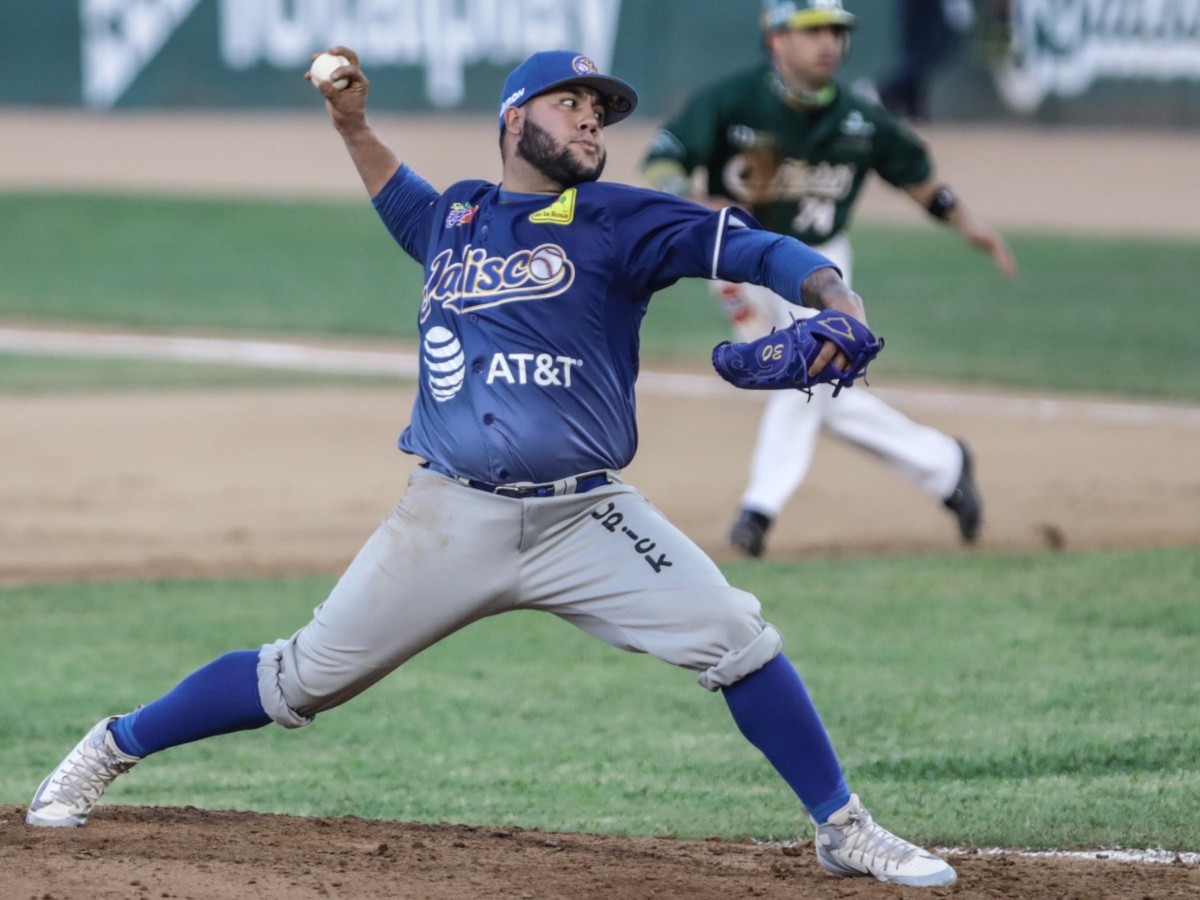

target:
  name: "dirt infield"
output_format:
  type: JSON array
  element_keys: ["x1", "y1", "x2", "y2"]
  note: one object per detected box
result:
[
  {"x1": 2, "y1": 805, "x2": 1198, "y2": 900},
  {"x1": 1, "y1": 381, "x2": 1198, "y2": 584},
  {"x1": 2, "y1": 112, "x2": 1198, "y2": 897}
]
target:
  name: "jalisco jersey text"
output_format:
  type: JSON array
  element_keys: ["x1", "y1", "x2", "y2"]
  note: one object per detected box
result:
[
  {"x1": 644, "y1": 67, "x2": 933, "y2": 246},
  {"x1": 372, "y1": 165, "x2": 835, "y2": 484}
]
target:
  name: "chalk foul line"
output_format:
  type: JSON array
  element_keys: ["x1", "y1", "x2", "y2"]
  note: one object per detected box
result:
[
  {"x1": 754, "y1": 838, "x2": 1197, "y2": 867},
  {"x1": 2, "y1": 326, "x2": 1199, "y2": 428}
]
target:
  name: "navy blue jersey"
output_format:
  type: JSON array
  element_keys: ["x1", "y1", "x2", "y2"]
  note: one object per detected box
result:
[{"x1": 373, "y1": 165, "x2": 833, "y2": 483}]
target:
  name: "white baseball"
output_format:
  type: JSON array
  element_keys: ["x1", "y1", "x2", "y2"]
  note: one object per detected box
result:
[
  {"x1": 309, "y1": 53, "x2": 350, "y2": 91},
  {"x1": 529, "y1": 246, "x2": 565, "y2": 281}
]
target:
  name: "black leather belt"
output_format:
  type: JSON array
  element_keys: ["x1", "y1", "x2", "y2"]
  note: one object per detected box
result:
[{"x1": 422, "y1": 462, "x2": 615, "y2": 498}]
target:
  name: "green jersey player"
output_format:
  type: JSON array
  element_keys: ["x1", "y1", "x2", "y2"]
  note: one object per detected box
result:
[{"x1": 643, "y1": 0, "x2": 1015, "y2": 558}]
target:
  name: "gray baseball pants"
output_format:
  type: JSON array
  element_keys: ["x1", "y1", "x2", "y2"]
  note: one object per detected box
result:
[{"x1": 257, "y1": 466, "x2": 783, "y2": 728}]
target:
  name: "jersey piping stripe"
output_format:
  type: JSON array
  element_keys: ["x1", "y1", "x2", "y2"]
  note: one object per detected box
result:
[{"x1": 711, "y1": 207, "x2": 730, "y2": 279}]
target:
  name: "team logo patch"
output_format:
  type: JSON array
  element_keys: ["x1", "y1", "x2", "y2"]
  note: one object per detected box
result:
[
  {"x1": 572, "y1": 55, "x2": 598, "y2": 75},
  {"x1": 422, "y1": 242, "x2": 575, "y2": 317},
  {"x1": 839, "y1": 111, "x2": 875, "y2": 138},
  {"x1": 445, "y1": 202, "x2": 477, "y2": 228},
  {"x1": 422, "y1": 326, "x2": 466, "y2": 402},
  {"x1": 529, "y1": 188, "x2": 576, "y2": 225}
]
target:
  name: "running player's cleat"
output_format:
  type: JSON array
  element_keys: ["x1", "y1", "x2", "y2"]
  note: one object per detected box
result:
[
  {"x1": 729, "y1": 508, "x2": 772, "y2": 558},
  {"x1": 943, "y1": 438, "x2": 982, "y2": 544},
  {"x1": 27, "y1": 717, "x2": 140, "y2": 827},
  {"x1": 814, "y1": 794, "x2": 957, "y2": 888}
]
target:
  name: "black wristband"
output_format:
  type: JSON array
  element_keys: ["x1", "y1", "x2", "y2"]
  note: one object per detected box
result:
[{"x1": 927, "y1": 186, "x2": 958, "y2": 221}]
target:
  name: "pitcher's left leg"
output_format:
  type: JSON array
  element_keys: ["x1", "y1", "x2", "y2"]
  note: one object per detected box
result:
[
  {"x1": 519, "y1": 485, "x2": 844, "y2": 815},
  {"x1": 517, "y1": 484, "x2": 954, "y2": 887}
]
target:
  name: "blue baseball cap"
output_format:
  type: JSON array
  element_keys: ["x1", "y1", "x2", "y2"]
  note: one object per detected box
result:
[{"x1": 498, "y1": 50, "x2": 638, "y2": 130}]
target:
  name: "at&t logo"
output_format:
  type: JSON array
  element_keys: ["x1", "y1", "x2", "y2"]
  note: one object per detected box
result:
[{"x1": 423, "y1": 327, "x2": 465, "y2": 402}]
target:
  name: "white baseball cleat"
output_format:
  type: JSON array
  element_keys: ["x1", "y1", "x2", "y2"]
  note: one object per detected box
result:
[
  {"x1": 27, "y1": 717, "x2": 140, "y2": 827},
  {"x1": 814, "y1": 794, "x2": 957, "y2": 887}
]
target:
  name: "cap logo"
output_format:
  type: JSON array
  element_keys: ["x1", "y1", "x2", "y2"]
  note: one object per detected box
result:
[
  {"x1": 500, "y1": 86, "x2": 526, "y2": 116},
  {"x1": 572, "y1": 55, "x2": 598, "y2": 75},
  {"x1": 499, "y1": 50, "x2": 638, "y2": 129}
]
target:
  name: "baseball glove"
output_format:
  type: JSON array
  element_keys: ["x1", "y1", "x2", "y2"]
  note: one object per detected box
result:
[
  {"x1": 711, "y1": 309, "x2": 883, "y2": 396},
  {"x1": 735, "y1": 136, "x2": 783, "y2": 206}
]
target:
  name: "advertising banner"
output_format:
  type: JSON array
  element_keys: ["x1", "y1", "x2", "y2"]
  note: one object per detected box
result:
[
  {"x1": 990, "y1": 0, "x2": 1200, "y2": 117},
  {"x1": 2, "y1": 1, "x2": 1198, "y2": 125}
]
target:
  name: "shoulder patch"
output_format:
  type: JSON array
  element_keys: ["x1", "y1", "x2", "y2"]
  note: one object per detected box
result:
[{"x1": 529, "y1": 188, "x2": 576, "y2": 225}]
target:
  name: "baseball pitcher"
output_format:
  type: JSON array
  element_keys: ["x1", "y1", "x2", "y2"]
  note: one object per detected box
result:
[{"x1": 26, "y1": 47, "x2": 955, "y2": 889}]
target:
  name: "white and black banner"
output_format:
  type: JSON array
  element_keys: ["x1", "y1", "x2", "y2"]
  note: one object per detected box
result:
[
  {"x1": 82, "y1": 0, "x2": 622, "y2": 109},
  {"x1": 995, "y1": 0, "x2": 1200, "y2": 112}
]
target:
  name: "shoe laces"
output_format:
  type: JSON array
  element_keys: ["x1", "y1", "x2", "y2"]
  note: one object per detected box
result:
[
  {"x1": 49, "y1": 736, "x2": 135, "y2": 808},
  {"x1": 836, "y1": 808, "x2": 920, "y2": 871}
]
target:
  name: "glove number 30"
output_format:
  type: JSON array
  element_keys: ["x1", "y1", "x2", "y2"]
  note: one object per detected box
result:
[{"x1": 760, "y1": 342, "x2": 785, "y2": 362}]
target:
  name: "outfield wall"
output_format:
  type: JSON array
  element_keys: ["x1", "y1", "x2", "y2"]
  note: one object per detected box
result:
[{"x1": 5, "y1": 1, "x2": 1200, "y2": 125}]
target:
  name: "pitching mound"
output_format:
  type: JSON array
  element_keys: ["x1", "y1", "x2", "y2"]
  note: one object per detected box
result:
[{"x1": 3, "y1": 805, "x2": 1197, "y2": 899}]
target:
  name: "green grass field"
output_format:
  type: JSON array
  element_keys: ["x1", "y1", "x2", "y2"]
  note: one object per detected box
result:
[
  {"x1": 2, "y1": 190, "x2": 1197, "y2": 853},
  {"x1": 3, "y1": 191, "x2": 1199, "y2": 399},
  {"x1": 2, "y1": 548, "x2": 1196, "y2": 848}
]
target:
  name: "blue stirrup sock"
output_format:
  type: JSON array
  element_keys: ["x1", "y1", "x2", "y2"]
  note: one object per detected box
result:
[
  {"x1": 108, "y1": 650, "x2": 272, "y2": 758},
  {"x1": 107, "y1": 648, "x2": 849, "y2": 822},
  {"x1": 722, "y1": 653, "x2": 851, "y2": 825}
]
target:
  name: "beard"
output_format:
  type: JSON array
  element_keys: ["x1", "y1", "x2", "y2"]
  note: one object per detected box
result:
[{"x1": 516, "y1": 119, "x2": 606, "y2": 186}]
